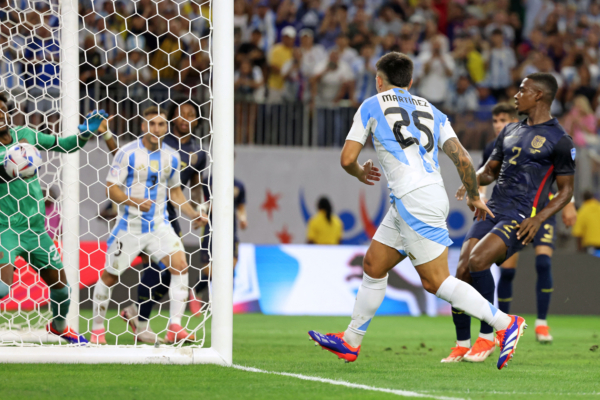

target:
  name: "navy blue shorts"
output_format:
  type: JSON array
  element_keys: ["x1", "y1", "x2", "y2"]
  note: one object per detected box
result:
[
  {"x1": 465, "y1": 214, "x2": 556, "y2": 259},
  {"x1": 465, "y1": 214, "x2": 525, "y2": 260},
  {"x1": 533, "y1": 216, "x2": 555, "y2": 249}
]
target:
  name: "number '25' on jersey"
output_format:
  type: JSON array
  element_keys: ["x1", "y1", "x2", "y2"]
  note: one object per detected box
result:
[
  {"x1": 486, "y1": 118, "x2": 576, "y2": 222},
  {"x1": 346, "y1": 88, "x2": 458, "y2": 199}
]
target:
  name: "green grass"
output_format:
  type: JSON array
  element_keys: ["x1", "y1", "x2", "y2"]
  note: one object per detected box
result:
[{"x1": 1, "y1": 313, "x2": 599, "y2": 399}]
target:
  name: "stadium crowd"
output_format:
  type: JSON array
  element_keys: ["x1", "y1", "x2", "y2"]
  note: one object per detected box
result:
[{"x1": 1, "y1": 0, "x2": 600, "y2": 154}]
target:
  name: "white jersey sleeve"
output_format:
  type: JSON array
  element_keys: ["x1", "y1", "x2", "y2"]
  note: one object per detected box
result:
[
  {"x1": 106, "y1": 148, "x2": 131, "y2": 185},
  {"x1": 167, "y1": 152, "x2": 181, "y2": 188},
  {"x1": 437, "y1": 117, "x2": 458, "y2": 149},
  {"x1": 346, "y1": 104, "x2": 376, "y2": 145}
]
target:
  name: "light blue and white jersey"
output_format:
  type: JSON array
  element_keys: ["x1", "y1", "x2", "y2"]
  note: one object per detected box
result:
[
  {"x1": 347, "y1": 88, "x2": 457, "y2": 199},
  {"x1": 106, "y1": 139, "x2": 181, "y2": 235}
]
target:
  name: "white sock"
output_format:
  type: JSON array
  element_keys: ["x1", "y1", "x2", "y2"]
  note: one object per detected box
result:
[
  {"x1": 535, "y1": 319, "x2": 547, "y2": 327},
  {"x1": 344, "y1": 273, "x2": 388, "y2": 348},
  {"x1": 479, "y1": 332, "x2": 495, "y2": 341},
  {"x1": 436, "y1": 276, "x2": 512, "y2": 332},
  {"x1": 169, "y1": 273, "x2": 189, "y2": 326},
  {"x1": 457, "y1": 339, "x2": 471, "y2": 348},
  {"x1": 92, "y1": 279, "x2": 112, "y2": 331}
]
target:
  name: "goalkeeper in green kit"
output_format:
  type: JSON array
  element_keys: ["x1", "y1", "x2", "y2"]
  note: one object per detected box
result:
[{"x1": 0, "y1": 92, "x2": 108, "y2": 344}]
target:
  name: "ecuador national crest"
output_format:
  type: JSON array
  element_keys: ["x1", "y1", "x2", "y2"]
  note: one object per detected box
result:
[{"x1": 531, "y1": 135, "x2": 546, "y2": 149}]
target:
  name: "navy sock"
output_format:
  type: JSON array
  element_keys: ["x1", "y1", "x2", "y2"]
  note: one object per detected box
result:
[
  {"x1": 138, "y1": 263, "x2": 170, "y2": 322},
  {"x1": 195, "y1": 274, "x2": 210, "y2": 295},
  {"x1": 535, "y1": 255, "x2": 553, "y2": 320},
  {"x1": 452, "y1": 307, "x2": 471, "y2": 341},
  {"x1": 470, "y1": 269, "x2": 495, "y2": 334},
  {"x1": 497, "y1": 268, "x2": 516, "y2": 314}
]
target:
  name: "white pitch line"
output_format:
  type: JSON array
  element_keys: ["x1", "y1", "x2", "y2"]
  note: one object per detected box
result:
[{"x1": 232, "y1": 364, "x2": 466, "y2": 400}]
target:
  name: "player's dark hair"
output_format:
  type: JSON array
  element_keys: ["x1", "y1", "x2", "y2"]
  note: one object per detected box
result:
[
  {"x1": 318, "y1": 197, "x2": 333, "y2": 223},
  {"x1": 583, "y1": 190, "x2": 594, "y2": 201},
  {"x1": 142, "y1": 105, "x2": 166, "y2": 119},
  {"x1": 492, "y1": 103, "x2": 517, "y2": 119},
  {"x1": 168, "y1": 100, "x2": 199, "y2": 122},
  {"x1": 375, "y1": 52, "x2": 413, "y2": 88},
  {"x1": 526, "y1": 72, "x2": 558, "y2": 105},
  {"x1": 0, "y1": 92, "x2": 7, "y2": 104}
]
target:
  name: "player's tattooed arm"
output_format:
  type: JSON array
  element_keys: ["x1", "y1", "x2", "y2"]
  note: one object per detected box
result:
[{"x1": 443, "y1": 138, "x2": 479, "y2": 200}]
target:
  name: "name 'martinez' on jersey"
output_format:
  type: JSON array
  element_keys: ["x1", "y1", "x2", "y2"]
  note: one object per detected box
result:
[
  {"x1": 107, "y1": 138, "x2": 181, "y2": 234},
  {"x1": 346, "y1": 88, "x2": 457, "y2": 198}
]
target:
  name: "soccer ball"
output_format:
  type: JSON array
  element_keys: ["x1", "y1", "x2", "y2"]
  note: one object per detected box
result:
[{"x1": 3, "y1": 143, "x2": 42, "y2": 178}]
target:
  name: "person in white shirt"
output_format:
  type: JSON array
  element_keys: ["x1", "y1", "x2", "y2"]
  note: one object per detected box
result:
[
  {"x1": 310, "y1": 50, "x2": 355, "y2": 107},
  {"x1": 91, "y1": 106, "x2": 206, "y2": 345}
]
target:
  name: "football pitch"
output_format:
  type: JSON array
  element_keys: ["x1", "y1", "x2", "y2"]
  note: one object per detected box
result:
[{"x1": 1, "y1": 313, "x2": 599, "y2": 399}]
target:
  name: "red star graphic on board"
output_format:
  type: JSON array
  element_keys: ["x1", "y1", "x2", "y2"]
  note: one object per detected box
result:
[
  {"x1": 261, "y1": 190, "x2": 281, "y2": 221},
  {"x1": 276, "y1": 225, "x2": 293, "y2": 244}
]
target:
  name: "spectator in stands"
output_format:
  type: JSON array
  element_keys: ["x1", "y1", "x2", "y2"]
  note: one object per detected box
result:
[
  {"x1": 484, "y1": 28, "x2": 517, "y2": 101},
  {"x1": 310, "y1": 49, "x2": 354, "y2": 108},
  {"x1": 417, "y1": 36, "x2": 455, "y2": 110},
  {"x1": 375, "y1": 4, "x2": 402, "y2": 37},
  {"x1": 296, "y1": 0, "x2": 323, "y2": 34},
  {"x1": 445, "y1": 75, "x2": 479, "y2": 114},
  {"x1": 452, "y1": 37, "x2": 485, "y2": 84},
  {"x1": 236, "y1": 29, "x2": 268, "y2": 72},
  {"x1": 275, "y1": 0, "x2": 299, "y2": 40},
  {"x1": 318, "y1": 5, "x2": 348, "y2": 50},
  {"x1": 475, "y1": 85, "x2": 497, "y2": 121},
  {"x1": 281, "y1": 48, "x2": 304, "y2": 102},
  {"x1": 572, "y1": 191, "x2": 600, "y2": 253},
  {"x1": 298, "y1": 29, "x2": 327, "y2": 80},
  {"x1": 335, "y1": 34, "x2": 360, "y2": 72},
  {"x1": 484, "y1": 11, "x2": 516, "y2": 45},
  {"x1": 235, "y1": 59, "x2": 264, "y2": 103},
  {"x1": 248, "y1": 0, "x2": 277, "y2": 53},
  {"x1": 354, "y1": 43, "x2": 377, "y2": 105},
  {"x1": 306, "y1": 197, "x2": 343, "y2": 245},
  {"x1": 267, "y1": 26, "x2": 296, "y2": 103},
  {"x1": 562, "y1": 96, "x2": 597, "y2": 148}
]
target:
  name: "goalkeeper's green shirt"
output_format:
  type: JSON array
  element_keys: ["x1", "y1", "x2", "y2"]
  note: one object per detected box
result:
[{"x1": 0, "y1": 126, "x2": 87, "y2": 233}]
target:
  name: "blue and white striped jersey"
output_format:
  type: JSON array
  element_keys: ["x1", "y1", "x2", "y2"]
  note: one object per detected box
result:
[
  {"x1": 347, "y1": 88, "x2": 457, "y2": 199},
  {"x1": 106, "y1": 139, "x2": 181, "y2": 234}
]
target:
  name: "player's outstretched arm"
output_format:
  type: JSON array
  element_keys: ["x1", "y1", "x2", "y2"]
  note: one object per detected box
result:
[
  {"x1": 340, "y1": 140, "x2": 381, "y2": 186},
  {"x1": 455, "y1": 160, "x2": 502, "y2": 201},
  {"x1": 517, "y1": 174, "x2": 574, "y2": 245},
  {"x1": 442, "y1": 138, "x2": 494, "y2": 220}
]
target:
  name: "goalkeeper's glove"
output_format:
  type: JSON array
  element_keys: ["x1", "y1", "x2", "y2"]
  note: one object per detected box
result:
[{"x1": 78, "y1": 109, "x2": 109, "y2": 139}]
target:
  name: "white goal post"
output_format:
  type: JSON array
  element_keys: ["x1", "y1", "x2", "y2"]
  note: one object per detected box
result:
[{"x1": 0, "y1": 0, "x2": 233, "y2": 365}]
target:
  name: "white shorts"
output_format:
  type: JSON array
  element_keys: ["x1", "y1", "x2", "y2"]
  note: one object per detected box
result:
[
  {"x1": 104, "y1": 223, "x2": 183, "y2": 276},
  {"x1": 373, "y1": 183, "x2": 453, "y2": 267}
]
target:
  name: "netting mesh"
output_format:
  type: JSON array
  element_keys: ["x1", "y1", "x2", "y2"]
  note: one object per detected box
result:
[{"x1": 0, "y1": 0, "x2": 214, "y2": 348}]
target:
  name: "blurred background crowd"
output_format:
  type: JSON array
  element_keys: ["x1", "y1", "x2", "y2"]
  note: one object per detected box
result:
[{"x1": 0, "y1": 0, "x2": 599, "y2": 185}]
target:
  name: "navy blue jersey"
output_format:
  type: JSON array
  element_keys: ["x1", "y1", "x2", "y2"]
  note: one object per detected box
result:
[
  {"x1": 202, "y1": 176, "x2": 246, "y2": 240},
  {"x1": 163, "y1": 134, "x2": 207, "y2": 226},
  {"x1": 479, "y1": 139, "x2": 496, "y2": 169},
  {"x1": 486, "y1": 118, "x2": 576, "y2": 222}
]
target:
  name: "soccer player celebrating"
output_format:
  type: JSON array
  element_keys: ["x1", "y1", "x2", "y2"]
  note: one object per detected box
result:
[
  {"x1": 91, "y1": 106, "x2": 206, "y2": 345},
  {"x1": 117, "y1": 102, "x2": 207, "y2": 343},
  {"x1": 308, "y1": 53, "x2": 526, "y2": 370},
  {"x1": 448, "y1": 103, "x2": 578, "y2": 363},
  {"x1": 0, "y1": 92, "x2": 107, "y2": 344},
  {"x1": 443, "y1": 73, "x2": 575, "y2": 366}
]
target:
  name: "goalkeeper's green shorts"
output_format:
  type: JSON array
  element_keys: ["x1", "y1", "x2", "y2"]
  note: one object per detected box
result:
[{"x1": 0, "y1": 228, "x2": 63, "y2": 270}]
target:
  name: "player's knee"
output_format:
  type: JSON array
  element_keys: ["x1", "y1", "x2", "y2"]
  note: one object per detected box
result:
[
  {"x1": 363, "y1": 252, "x2": 384, "y2": 279},
  {"x1": 467, "y1": 251, "x2": 489, "y2": 272},
  {"x1": 170, "y1": 259, "x2": 189, "y2": 275},
  {"x1": 420, "y1": 277, "x2": 439, "y2": 294}
]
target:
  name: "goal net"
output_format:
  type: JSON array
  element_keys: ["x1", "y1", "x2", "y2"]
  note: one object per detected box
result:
[{"x1": 0, "y1": 0, "x2": 233, "y2": 364}]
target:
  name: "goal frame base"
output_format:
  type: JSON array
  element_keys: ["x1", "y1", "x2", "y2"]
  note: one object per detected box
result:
[{"x1": 0, "y1": 346, "x2": 229, "y2": 365}]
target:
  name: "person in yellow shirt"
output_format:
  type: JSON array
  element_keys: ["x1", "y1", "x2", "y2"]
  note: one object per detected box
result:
[
  {"x1": 572, "y1": 190, "x2": 600, "y2": 252},
  {"x1": 306, "y1": 197, "x2": 344, "y2": 245},
  {"x1": 267, "y1": 26, "x2": 296, "y2": 103}
]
